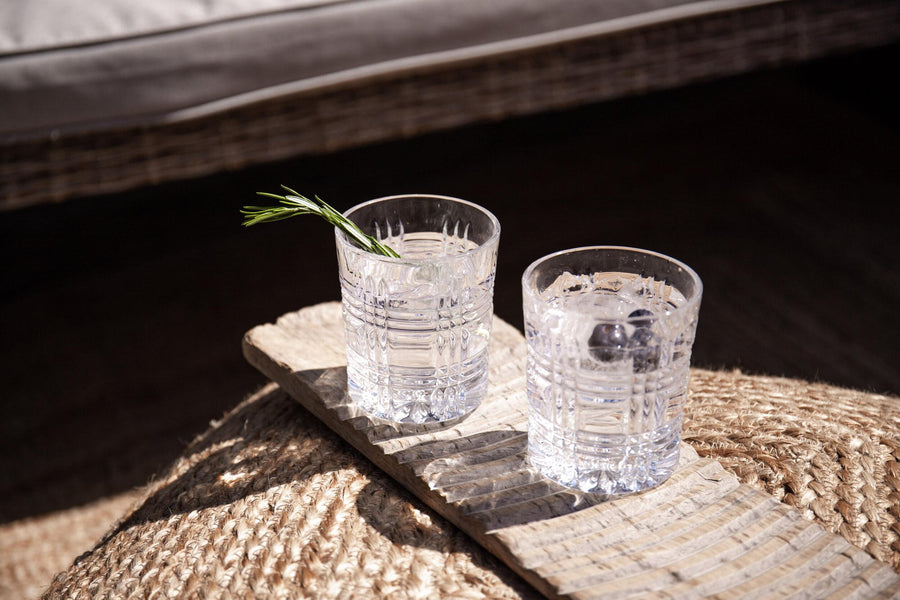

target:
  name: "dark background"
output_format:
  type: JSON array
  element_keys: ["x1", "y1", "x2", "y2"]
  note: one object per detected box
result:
[{"x1": 2, "y1": 43, "x2": 898, "y2": 524}]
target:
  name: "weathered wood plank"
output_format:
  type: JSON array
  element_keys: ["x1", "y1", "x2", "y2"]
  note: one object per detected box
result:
[{"x1": 243, "y1": 302, "x2": 900, "y2": 599}]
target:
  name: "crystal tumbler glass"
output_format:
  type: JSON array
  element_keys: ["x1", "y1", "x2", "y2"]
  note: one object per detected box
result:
[
  {"x1": 336, "y1": 194, "x2": 500, "y2": 423},
  {"x1": 522, "y1": 246, "x2": 702, "y2": 494}
]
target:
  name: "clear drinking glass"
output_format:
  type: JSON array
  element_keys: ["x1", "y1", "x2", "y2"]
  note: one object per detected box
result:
[
  {"x1": 336, "y1": 194, "x2": 500, "y2": 423},
  {"x1": 522, "y1": 246, "x2": 702, "y2": 494}
]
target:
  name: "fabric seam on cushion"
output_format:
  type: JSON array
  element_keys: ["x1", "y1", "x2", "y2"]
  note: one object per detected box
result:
[{"x1": 1, "y1": 0, "x2": 787, "y2": 141}]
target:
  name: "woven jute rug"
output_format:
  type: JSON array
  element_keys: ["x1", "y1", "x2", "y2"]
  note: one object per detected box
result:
[
  {"x1": 683, "y1": 369, "x2": 900, "y2": 571},
  {"x1": 40, "y1": 383, "x2": 539, "y2": 600},
  {"x1": 33, "y1": 369, "x2": 900, "y2": 599},
  {"x1": 0, "y1": 491, "x2": 143, "y2": 600}
]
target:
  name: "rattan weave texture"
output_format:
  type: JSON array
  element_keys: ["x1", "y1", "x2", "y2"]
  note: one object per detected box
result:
[
  {"x1": 39, "y1": 369, "x2": 899, "y2": 599},
  {"x1": 3, "y1": 0, "x2": 899, "y2": 211}
]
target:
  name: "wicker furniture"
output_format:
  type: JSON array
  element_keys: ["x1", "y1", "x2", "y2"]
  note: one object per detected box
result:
[{"x1": 2, "y1": 0, "x2": 899, "y2": 211}]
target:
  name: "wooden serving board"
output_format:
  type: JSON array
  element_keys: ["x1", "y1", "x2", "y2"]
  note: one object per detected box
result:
[{"x1": 243, "y1": 302, "x2": 900, "y2": 599}]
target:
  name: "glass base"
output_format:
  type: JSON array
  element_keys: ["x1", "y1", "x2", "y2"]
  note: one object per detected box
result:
[
  {"x1": 347, "y1": 369, "x2": 486, "y2": 424},
  {"x1": 528, "y1": 417, "x2": 682, "y2": 495}
]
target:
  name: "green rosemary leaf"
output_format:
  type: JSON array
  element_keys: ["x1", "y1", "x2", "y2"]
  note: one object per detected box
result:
[
  {"x1": 280, "y1": 185, "x2": 303, "y2": 197},
  {"x1": 241, "y1": 189, "x2": 401, "y2": 258},
  {"x1": 255, "y1": 192, "x2": 290, "y2": 202}
]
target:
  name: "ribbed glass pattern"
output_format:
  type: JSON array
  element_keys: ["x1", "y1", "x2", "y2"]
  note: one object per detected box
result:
[
  {"x1": 336, "y1": 196, "x2": 499, "y2": 424},
  {"x1": 522, "y1": 248, "x2": 701, "y2": 494}
]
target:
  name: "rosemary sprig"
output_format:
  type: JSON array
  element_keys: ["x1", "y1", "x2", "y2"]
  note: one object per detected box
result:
[{"x1": 241, "y1": 186, "x2": 400, "y2": 258}]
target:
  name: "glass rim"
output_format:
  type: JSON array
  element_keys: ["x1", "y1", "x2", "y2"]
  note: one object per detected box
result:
[
  {"x1": 336, "y1": 193, "x2": 501, "y2": 264},
  {"x1": 521, "y1": 245, "x2": 703, "y2": 316}
]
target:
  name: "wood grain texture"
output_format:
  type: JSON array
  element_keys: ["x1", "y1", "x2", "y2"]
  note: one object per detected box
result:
[{"x1": 243, "y1": 302, "x2": 900, "y2": 599}]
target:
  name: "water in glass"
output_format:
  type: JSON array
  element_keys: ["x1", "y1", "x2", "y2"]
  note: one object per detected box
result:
[
  {"x1": 523, "y1": 249, "x2": 701, "y2": 494},
  {"x1": 337, "y1": 196, "x2": 499, "y2": 423}
]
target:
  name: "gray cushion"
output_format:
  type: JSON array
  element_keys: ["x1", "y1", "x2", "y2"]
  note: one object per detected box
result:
[{"x1": 0, "y1": 0, "x2": 727, "y2": 140}]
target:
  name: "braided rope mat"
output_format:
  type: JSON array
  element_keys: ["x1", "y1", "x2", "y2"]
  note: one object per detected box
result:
[
  {"x1": 0, "y1": 491, "x2": 142, "y2": 600},
  {"x1": 42, "y1": 383, "x2": 537, "y2": 600},
  {"x1": 684, "y1": 370, "x2": 900, "y2": 571},
  {"x1": 37, "y1": 304, "x2": 899, "y2": 598}
]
